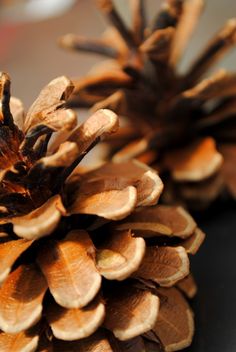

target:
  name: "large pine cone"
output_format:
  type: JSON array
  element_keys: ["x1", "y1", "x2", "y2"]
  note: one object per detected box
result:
[{"x1": 0, "y1": 73, "x2": 204, "y2": 351}]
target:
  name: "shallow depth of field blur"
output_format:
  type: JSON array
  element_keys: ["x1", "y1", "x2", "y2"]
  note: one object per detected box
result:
[
  {"x1": 1, "y1": 2, "x2": 236, "y2": 351},
  {"x1": 0, "y1": 0, "x2": 236, "y2": 107}
]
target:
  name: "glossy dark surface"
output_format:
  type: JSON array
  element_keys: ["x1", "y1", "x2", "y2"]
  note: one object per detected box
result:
[{"x1": 185, "y1": 202, "x2": 236, "y2": 352}]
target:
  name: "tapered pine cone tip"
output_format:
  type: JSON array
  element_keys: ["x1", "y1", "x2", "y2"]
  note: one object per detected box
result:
[
  {"x1": 60, "y1": 0, "x2": 236, "y2": 209},
  {"x1": 0, "y1": 73, "x2": 204, "y2": 351}
]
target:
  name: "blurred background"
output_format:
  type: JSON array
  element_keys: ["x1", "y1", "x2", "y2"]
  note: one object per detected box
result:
[
  {"x1": 0, "y1": 0, "x2": 236, "y2": 106},
  {"x1": 0, "y1": 1, "x2": 236, "y2": 351}
]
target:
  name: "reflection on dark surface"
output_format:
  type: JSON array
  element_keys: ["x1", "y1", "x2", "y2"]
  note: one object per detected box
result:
[{"x1": 186, "y1": 201, "x2": 236, "y2": 351}]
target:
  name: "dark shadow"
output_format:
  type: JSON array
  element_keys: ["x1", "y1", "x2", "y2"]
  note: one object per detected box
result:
[{"x1": 185, "y1": 202, "x2": 236, "y2": 351}]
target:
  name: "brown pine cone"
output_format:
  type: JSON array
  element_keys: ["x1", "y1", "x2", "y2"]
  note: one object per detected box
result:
[
  {"x1": 60, "y1": 0, "x2": 236, "y2": 208},
  {"x1": 0, "y1": 73, "x2": 204, "y2": 351}
]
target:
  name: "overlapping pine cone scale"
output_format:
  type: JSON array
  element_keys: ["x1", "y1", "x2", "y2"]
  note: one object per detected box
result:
[
  {"x1": 0, "y1": 73, "x2": 204, "y2": 352},
  {"x1": 60, "y1": 0, "x2": 236, "y2": 208}
]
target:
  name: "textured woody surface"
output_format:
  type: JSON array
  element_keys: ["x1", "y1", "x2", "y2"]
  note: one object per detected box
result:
[
  {"x1": 0, "y1": 239, "x2": 33, "y2": 283},
  {"x1": 37, "y1": 231, "x2": 101, "y2": 309},
  {"x1": 0, "y1": 327, "x2": 39, "y2": 352},
  {"x1": 96, "y1": 229, "x2": 145, "y2": 280},
  {"x1": 153, "y1": 287, "x2": 194, "y2": 352},
  {"x1": 0, "y1": 265, "x2": 47, "y2": 333},
  {"x1": 134, "y1": 246, "x2": 190, "y2": 287},
  {"x1": 104, "y1": 286, "x2": 160, "y2": 340},
  {"x1": 47, "y1": 296, "x2": 105, "y2": 341},
  {"x1": 0, "y1": 72, "x2": 204, "y2": 351}
]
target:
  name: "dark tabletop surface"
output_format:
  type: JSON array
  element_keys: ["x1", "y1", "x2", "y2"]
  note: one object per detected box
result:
[{"x1": 185, "y1": 202, "x2": 236, "y2": 352}]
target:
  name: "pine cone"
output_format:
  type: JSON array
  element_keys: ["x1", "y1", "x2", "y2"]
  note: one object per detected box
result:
[
  {"x1": 60, "y1": 0, "x2": 236, "y2": 208},
  {"x1": 0, "y1": 73, "x2": 204, "y2": 351}
]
